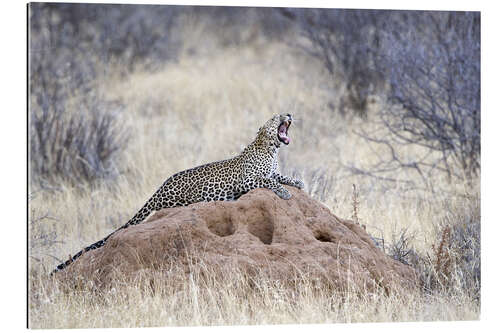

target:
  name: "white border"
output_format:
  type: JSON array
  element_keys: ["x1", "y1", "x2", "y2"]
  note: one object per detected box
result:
[{"x1": 2, "y1": 0, "x2": 498, "y2": 332}]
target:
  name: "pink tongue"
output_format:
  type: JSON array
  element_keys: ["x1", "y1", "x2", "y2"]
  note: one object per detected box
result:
[
  {"x1": 279, "y1": 130, "x2": 290, "y2": 144},
  {"x1": 278, "y1": 124, "x2": 290, "y2": 143}
]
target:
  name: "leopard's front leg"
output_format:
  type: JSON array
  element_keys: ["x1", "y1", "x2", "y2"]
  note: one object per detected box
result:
[
  {"x1": 272, "y1": 173, "x2": 304, "y2": 190},
  {"x1": 242, "y1": 176, "x2": 292, "y2": 200}
]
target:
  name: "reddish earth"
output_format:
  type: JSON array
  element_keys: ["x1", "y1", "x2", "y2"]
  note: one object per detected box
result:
[{"x1": 59, "y1": 186, "x2": 417, "y2": 293}]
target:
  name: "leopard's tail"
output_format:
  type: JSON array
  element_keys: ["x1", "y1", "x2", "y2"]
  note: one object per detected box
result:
[{"x1": 50, "y1": 202, "x2": 154, "y2": 275}]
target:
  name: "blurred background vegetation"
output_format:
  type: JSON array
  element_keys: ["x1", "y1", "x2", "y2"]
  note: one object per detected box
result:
[{"x1": 29, "y1": 4, "x2": 480, "y2": 188}]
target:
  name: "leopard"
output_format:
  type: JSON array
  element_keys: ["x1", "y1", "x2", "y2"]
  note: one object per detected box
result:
[{"x1": 52, "y1": 113, "x2": 304, "y2": 274}]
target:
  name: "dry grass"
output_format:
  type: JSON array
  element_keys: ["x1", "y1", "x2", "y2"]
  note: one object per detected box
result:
[
  {"x1": 29, "y1": 258, "x2": 478, "y2": 329},
  {"x1": 28, "y1": 33, "x2": 480, "y2": 328}
]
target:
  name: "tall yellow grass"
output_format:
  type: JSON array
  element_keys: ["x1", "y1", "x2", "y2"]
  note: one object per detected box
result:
[
  {"x1": 29, "y1": 258, "x2": 478, "y2": 329},
  {"x1": 28, "y1": 35, "x2": 479, "y2": 328}
]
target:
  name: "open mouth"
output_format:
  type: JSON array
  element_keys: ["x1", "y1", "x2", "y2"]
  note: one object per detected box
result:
[{"x1": 277, "y1": 120, "x2": 291, "y2": 145}]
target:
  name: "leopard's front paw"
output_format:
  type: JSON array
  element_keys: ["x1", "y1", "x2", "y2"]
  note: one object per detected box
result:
[
  {"x1": 275, "y1": 187, "x2": 292, "y2": 200},
  {"x1": 293, "y1": 179, "x2": 304, "y2": 190}
]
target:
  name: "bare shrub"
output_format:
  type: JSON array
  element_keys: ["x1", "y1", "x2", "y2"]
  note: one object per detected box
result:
[
  {"x1": 448, "y1": 220, "x2": 480, "y2": 299},
  {"x1": 30, "y1": 98, "x2": 130, "y2": 185},
  {"x1": 29, "y1": 206, "x2": 61, "y2": 264},
  {"x1": 358, "y1": 11, "x2": 480, "y2": 185},
  {"x1": 29, "y1": 3, "x2": 140, "y2": 185},
  {"x1": 386, "y1": 221, "x2": 479, "y2": 300},
  {"x1": 388, "y1": 228, "x2": 419, "y2": 267},
  {"x1": 279, "y1": 8, "x2": 389, "y2": 117},
  {"x1": 29, "y1": 3, "x2": 180, "y2": 71},
  {"x1": 278, "y1": 9, "x2": 480, "y2": 186},
  {"x1": 401, "y1": 198, "x2": 479, "y2": 299},
  {"x1": 379, "y1": 187, "x2": 479, "y2": 299}
]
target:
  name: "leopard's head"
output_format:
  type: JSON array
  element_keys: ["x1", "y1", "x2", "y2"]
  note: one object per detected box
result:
[{"x1": 256, "y1": 113, "x2": 294, "y2": 149}]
